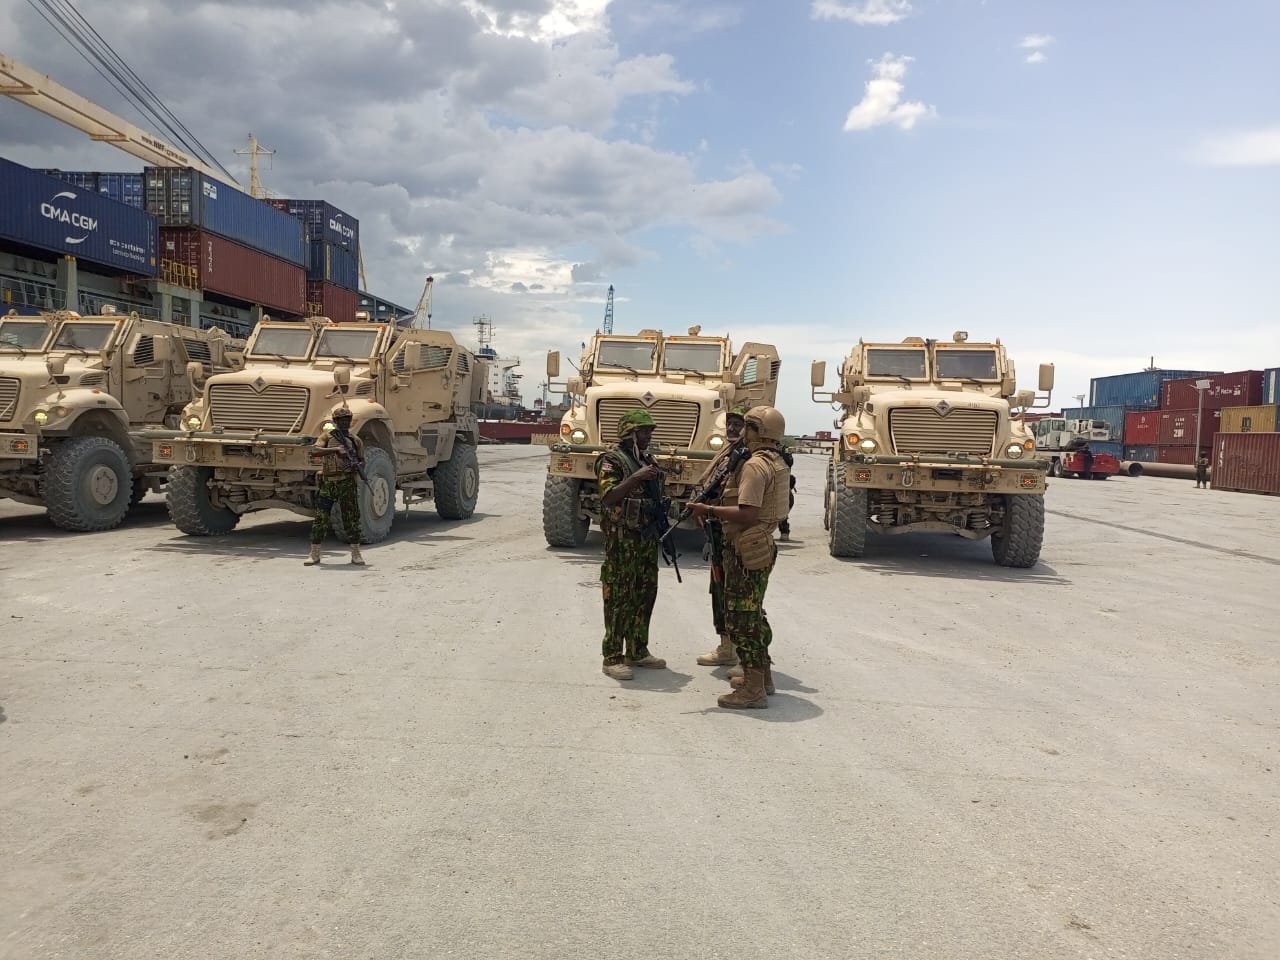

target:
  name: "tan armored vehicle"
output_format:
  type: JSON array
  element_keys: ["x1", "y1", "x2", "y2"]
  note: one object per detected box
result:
[
  {"x1": 149, "y1": 315, "x2": 486, "y2": 541},
  {"x1": 542, "y1": 327, "x2": 780, "y2": 547},
  {"x1": 812, "y1": 332, "x2": 1054, "y2": 567},
  {"x1": 0, "y1": 306, "x2": 240, "y2": 531}
]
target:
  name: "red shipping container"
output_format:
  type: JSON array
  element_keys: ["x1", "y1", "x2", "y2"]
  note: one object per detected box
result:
[
  {"x1": 159, "y1": 227, "x2": 304, "y2": 315},
  {"x1": 1124, "y1": 410, "x2": 1159, "y2": 445},
  {"x1": 1161, "y1": 371, "x2": 1264, "y2": 411},
  {"x1": 1212, "y1": 432, "x2": 1280, "y2": 494},
  {"x1": 305, "y1": 280, "x2": 359, "y2": 322},
  {"x1": 1156, "y1": 407, "x2": 1221, "y2": 446},
  {"x1": 1155, "y1": 445, "x2": 1196, "y2": 465}
]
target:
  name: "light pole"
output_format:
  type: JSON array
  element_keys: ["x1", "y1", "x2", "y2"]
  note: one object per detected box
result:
[
  {"x1": 1193, "y1": 378, "x2": 1211, "y2": 462},
  {"x1": 1073, "y1": 393, "x2": 1086, "y2": 410}
]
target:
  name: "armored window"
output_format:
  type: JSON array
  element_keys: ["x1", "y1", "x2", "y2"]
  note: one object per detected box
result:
[
  {"x1": 392, "y1": 348, "x2": 408, "y2": 373},
  {"x1": 741, "y1": 358, "x2": 758, "y2": 383},
  {"x1": 420, "y1": 345, "x2": 451, "y2": 369},
  {"x1": 770, "y1": 359, "x2": 781, "y2": 381},
  {"x1": 133, "y1": 335, "x2": 156, "y2": 366},
  {"x1": 183, "y1": 339, "x2": 213, "y2": 364},
  {"x1": 866, "y1": 349, "x2": 927, "y2": 379},
  {"x1": 456, "y1": 351, "x2": 471, "y2": 373}
]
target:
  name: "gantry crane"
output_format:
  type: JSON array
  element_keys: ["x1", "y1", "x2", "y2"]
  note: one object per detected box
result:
[
  {"x1": 602, "y1": 284, "x2": 614, "y2": 334},
  {"x1": 411, "y1": 276, "x2": 434, "y2": 329}
]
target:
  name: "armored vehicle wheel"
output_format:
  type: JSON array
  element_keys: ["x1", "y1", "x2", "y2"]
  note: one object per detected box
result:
[
  {"x1": 828, "y1": 484, "x2": 867, "y2": 558},
  {"x1": 433, "y1": 442, "x2": 479, "y2": 520},
  {"x1": 823, "y1": 461, "x2": 836, "y2": 531},
  {"x1": 44, "y1": 436, "x2": 133, "y2": 532},
  {"x1": 334, "y1": 446, "x2": 397, "y2": 543},
  {"x1": 167, "y1": 465, "x2": 240, "y2": 535},
  {"x1": 991, "y1": 494, "x2": 1044, "y2": 568},
  {"x1": 543, "y1": 475, "x2": 589, "y2": 547},
  {"x1": 130, "y1": 477, "x2": 150, "y2": 507}
]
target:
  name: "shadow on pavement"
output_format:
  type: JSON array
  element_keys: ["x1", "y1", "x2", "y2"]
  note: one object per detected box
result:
[
  {"x1": 684, "y1": 692, "x2": 823, "y2": 723},
  {"x1": 0, "y1": 498, "x2": 173, "y2": 541},
  {"x1": 628, "y1": 668, "x2": 694, "y2": 694},
  {"x1": 840, "y1": 533, "x2": 1069, "y2": 585}
]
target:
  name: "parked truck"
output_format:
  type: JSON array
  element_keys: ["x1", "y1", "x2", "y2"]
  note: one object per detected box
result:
[
  {"x1": 147, "y1": 314, "x2": 487, "y2": 542},
  {"x1": 541, "y1": 327, "x2": 780, "y2": 547},
  {"x1": 813, "y1": 332, "x2": 1054, "y2": 567},
  {"x1": 1032, "y1": 417, "x2": 1120, "y2": 479},
  {"x1": 0, "y1": 306, "x2": 240, "y2": 531}
]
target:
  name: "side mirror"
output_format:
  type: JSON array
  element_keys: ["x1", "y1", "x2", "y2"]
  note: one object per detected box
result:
[
  {"x1": 186, "y1": 360, "x2": 205, "y2": 389},
  {"x1": 810, "y1": 360, "x2": 827, "y2": 388},
  {"x1": 46, "y1": 355, "x2": 67, "y2": 377},
  {"x1": 1038, "y1": 363, "x2": 1055, "y2": 392},
  {"x1": 851, "y1": 385, "x2": 871, "y2": 406},
  {"x1": 566, "y1": 377, "x2": 583, "y2": 395},
  {"x1": 1014, "y1": 389, "x2": 1036, "y2": 408},
  {"x1": 333, "y1": 364, "x2": 352, "y2": 395},
  {"x1": 547, "y1": 351, "x2": 561, "y2": 378}
]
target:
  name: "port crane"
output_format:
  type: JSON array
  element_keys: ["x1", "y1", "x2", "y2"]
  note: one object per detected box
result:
[
  {"x1": 410, "y1": 276, "x2": 434, "y2": 329},
  {"x1": 602, "y1": 284, "x2": 614, "y2": 334}
]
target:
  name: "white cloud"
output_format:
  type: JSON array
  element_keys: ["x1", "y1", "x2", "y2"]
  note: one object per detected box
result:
[
  {"x1": 1019, "y1": 33, "x2": 1054, "y2": 49},
  {"x1": 842, "y1": 53, "x2": 936, "y2": 132},
  {"x1": 624, "y1": 2, "x2": 742, "y2": 35},
  {"x1": 1195, "y1": 128, "x2": 1280, "y2": 167},
  {"x1": 1025, "y1": 50, "x2": 1046, "y2": 65},
  {"x1": 811, "y1": 0, "x2": 911, "y2": 26}
]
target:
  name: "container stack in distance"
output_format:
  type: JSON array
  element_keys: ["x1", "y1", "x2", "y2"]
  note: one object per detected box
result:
[{"x1": 267, "y1": 200, "x2": 360, "y2": 321}]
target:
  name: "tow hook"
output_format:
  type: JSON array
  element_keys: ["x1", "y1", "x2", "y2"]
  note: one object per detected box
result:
[{"x1": 901, "y1": 468, "x2": 916, "y2": 487}]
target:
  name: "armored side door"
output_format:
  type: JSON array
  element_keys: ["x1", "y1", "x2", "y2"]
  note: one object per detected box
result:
[{"x1": 118, "y1": 321, "x2": 175, "y2": 427}]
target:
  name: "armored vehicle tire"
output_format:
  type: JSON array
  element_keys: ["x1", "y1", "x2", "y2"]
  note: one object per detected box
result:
[
  {"x1": 130, "y1": 477, "x2": 150, "y2": 507},
  {"x1": 991, "y1": 494, "x2": 1044, "y2": 568},
  {"x1": 828, "y1": 485, "x2": 868, "y2": 558},
  {"x1": 333, "y1": 446, "x2": 396, "y2": 543},
  {"x1": 543, "y1": 475, "x2": 589, "y2": 547},
  {"x1": 44, "y1": 436, "x2": 133, "y2": 532},
  {"x1": 167, "y1": 466, "x2": 240, "y2": 536},
  {"x1": 433, "y1": 442, "x2": 480, "y2": 520},
  {"x1": 823, "y1": 463, "x2": 835, "y2": 530}
]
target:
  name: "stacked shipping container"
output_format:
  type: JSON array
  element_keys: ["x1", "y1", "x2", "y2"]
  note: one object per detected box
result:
[
  {"x1": 266, "y1": 199, "x2": 360, "y2": 298},
  {"x1": 159, "y1": 228, "x2": 304, "y2": 315}
]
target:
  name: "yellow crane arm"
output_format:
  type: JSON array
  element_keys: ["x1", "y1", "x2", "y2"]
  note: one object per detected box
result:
[{"x1": 0, "y1": 52, "x2": 241, "y2": 188}]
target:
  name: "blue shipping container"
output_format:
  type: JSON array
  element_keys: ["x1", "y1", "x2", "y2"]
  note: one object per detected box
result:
[
  {"x1": 1264, "y1": 368, "x2": 1280, "y2": 406},
  {"x1": 143, "y1": 167, "x2": 305, "y2": 266},
  {"x1": 1061, "y1": 405, "x2": 1127, "y2": 441},
  {"x1": 270, "y1": 199, "x2": 359, "y2": 249},
  {"x1": 1090, "y1": 370, "x2": 1222, "y2": 410},
  {"x1": 1, "y1": 157, "x2": 158, "y2": 276},
  {"x1": 1089, "y1": 441, "x2": 1124, "y2": 459},
  {"x1": 308, "y1": 240, "x2": 359, "y2": 289},
  {"x1": 1124, "y1": 445, "x2": 1158, "y2": 463},
  {"x1": 43, "y1": 171, "x2": 145, "y2": 208}
]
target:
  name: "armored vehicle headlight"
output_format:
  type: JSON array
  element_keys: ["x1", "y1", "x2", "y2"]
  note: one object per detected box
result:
[
  {"x1": 1005, "y1": 443, "x2": 1025, "y2": 459},
  {"x1": 33, "y1": 410, "x2": 49, "y2": 425},
  {"x1": 185, "y1": 415, "x2": 202, "y2": 429},
  {"x1": 708, "y1": 434, "x2": 726, "y2": 450},
  {"x1": 857, "y1": 438, "x2": 878, "y2": 454},
  {"x1": 321, "y1": 420, "x2": 336, "y2": 433},
  {"x1": 570, "y1": 428, "x2": 588, "y2": 444}
]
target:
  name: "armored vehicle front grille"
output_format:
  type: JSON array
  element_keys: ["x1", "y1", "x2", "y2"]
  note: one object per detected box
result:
[
  {"x1": 889, "y1": 407, "x2": 998, "y2": 456},
  {"x1": 209, "y1": 383, "x2": 309, "y2": 433},
  {"x1": 597, "y1": 398, "x2": 700, "y2": 449},
  {"x1": 0, "y1": 378, "x2": 18, "y2": 422}
]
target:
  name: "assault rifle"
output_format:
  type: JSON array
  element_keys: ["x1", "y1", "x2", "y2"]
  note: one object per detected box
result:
[
  {"x1": 329, "y1": 429, "x2": 368, "y2": 484},
  {"x1": 660, "y1": 442, "x2": 750, "y2": 545}
]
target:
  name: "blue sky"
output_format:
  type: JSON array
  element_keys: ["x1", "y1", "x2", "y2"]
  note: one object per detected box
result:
[{"x1": 1, "y1": 0, "x2": 1276, "y2": 430}]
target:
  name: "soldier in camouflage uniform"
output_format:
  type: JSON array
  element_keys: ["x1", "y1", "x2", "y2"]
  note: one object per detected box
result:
[
  {"x1": 304, "y1": 404, "x2": 366, "y2": 567},
  {"x1": 595, "y1": 409, "x2": 669, "y2": 681},
  {"x1": 694, "y1": 405, "x2": 748, "y2": 667},
  {"x1": 689, "y1": 405, "x2": 790, "y2": 708}
]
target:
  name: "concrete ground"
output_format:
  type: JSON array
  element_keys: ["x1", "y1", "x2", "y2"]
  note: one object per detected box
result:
[{"x1": 1, "y1": 448, "x2": 1276, "y2": 960}]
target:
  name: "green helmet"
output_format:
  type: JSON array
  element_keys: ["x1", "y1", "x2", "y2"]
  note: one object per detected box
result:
[
  {"x1": 618, "y1": 408, "x2": 657, "y2": 438},
  {"x1": 728, "y1": 404, "x2": 749, "y2": 421}
]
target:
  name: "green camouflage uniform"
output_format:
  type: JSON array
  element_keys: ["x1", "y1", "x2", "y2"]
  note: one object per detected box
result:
[
  {"x1": 596, "y1": 420, "x2": 662, "y2": 663},
  {"x1": 310, "y1": 430, "x2": 364, "y2": 544},
  {"x1": 720, "y1": 447, "x2": 788, "y2": 667}
]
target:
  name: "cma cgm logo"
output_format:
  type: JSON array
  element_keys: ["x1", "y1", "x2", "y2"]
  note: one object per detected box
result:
[
  {"x1": 202, "y1": 182, "x2": 218, "y2": 200},
  {"x1": 41, "y1": 191, "x2": 98, "y2": 245},
  {"x1": 329, "y1": 217, "x2": 355, "y2": 241}
]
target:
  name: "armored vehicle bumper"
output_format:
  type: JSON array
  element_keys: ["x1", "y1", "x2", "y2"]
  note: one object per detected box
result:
[
  {"x1": 145, "y1": 429, "x2": 318, "y2": 474},
  {"x1": 837, "y1": 453, "x2": 1048, "y2": 494},
  {"x1": 0, "y1": 430, "x2": 41, "y2": 465}
]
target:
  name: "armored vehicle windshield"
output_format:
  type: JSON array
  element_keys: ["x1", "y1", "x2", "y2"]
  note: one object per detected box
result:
[
  {"x1": 315, "y1": 328, "x2": 380, "y2": 361},
  {"x1": 662, "y1": 341, "x2": 723, "y2": 373},
  {"x1": 597, "y1": 339, "x2": 657, "y2": 372},
  {"x1": 866, "y1": 347, "x2": 927, "y2": 379},
  {"x1": 0, "y1": 318, "x2": 50, "y2": 351},
  {"x1": 52, "y1": 321, "x2": 116, "y2": 352},
  {"x1": 935, "y1": 348, "x2": 999, "y2": 380},
  {"x1": 249, "y1": 326, "x2": 314, "y2": 360}
]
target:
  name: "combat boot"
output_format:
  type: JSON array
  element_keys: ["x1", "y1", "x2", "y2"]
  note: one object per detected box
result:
[
  {"x1": 730, "y1": 662, "x2": 775, "y2": 695},
  {"x1": 603, "y1": 659, "x2": 633, "y2": 680},
  {"x1": 696, "y1": 637, "x2": 737, "y2": 666},
  {"x1": 303, "y1": 544, "x2": 322, "y2": 566},
  {"x1": 727, "y1": 654, "x2": 770, "y2": 680},
  {"x1": 350, "y1": 544, "x2": 366, "y2": 566},
  {"x1": 626, "y1": 654, "x2": 667, "y2": 669},
  {"x1": 718, "y1": 665, "x2": 769, "y2": 709}
]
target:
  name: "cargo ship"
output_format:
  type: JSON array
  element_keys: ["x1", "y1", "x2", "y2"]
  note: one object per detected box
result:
[{"x1": 471, "y1": 315, "x2": 565, "y2": 444}]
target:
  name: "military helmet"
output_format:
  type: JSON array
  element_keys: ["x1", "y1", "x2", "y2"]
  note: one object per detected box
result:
[
  {"x1": 618, "y1": 408, "x2": 656, "y2": 438},
  {"x1": 727, "y1": 404, "x2": 749, "y2": 421},
  {"x1": 744, "y1": 405, "x2": 785, "y2": 442},
  {"x1": 332, "y1": 404, "x2": 354, "y2": 421}
]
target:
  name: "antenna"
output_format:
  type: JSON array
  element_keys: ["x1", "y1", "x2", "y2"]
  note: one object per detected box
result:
[
  {"x1": 235, "y1": 133, "x2": 275, "y2": 197},
  {"x1": 474, "y1": 314, "x2": 493, "y2": 350}
]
